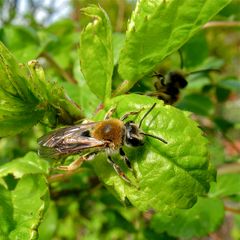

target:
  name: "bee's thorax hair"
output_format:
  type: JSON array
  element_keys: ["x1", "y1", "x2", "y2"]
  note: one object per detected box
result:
[{"x1": 92, "y1": 119, "x2": 125, "y2": 149}]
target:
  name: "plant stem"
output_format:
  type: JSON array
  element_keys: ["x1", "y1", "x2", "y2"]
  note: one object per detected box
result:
[
  {"x1": 115, "y1": 0, "x2": 125, "y2": 32},
  {"x1": 225, "y1": 206, "x2": 240, "y2": 214},
  {"x1": 222, "y1": 132, "x2": 240, "y2": 154},
  {"x1": 40, "y1": 52, "x2": 78, "y2": 84},
  {"x1": 218, "y1": 163, "x2": 240, "y2": 174},
  {"x1": 203, "y1": 21, "x2": 240, "y2": 29},
  {"x1": 112, "y1": 79, "x2": 135, "y2": 96}
]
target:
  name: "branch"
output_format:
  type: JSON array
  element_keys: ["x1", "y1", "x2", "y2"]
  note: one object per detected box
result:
[
  {"x1": 222, "y1": 132, "x2": 240, "y2": 155},
  {"x1": 203, "y1": 21, "x2": 240, "y2": 29},
  {"x1": 224, "y1": 206, "x2": 240, "y2": 214},
  {"x1": 40, "y1": 52, "x2": 78, "y2": 84},
  {"x1": 112, "y1": 80, "x2": 135, "y2": 96},
  {"x1": 115, "y1": 0, "x2": 126, "y2": 32},
  {"x1": 218, "y1": 162, "x2": 240, "y2": 174}
]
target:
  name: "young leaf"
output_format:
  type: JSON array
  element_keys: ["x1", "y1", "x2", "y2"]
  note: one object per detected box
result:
[
  {"x1": 117, "y1": 0, "x2": 231, "y2": 92},
  {"x1": 218, "y1": 78, "x2": 240, "y2": 92},
  {"x1": 38, "y1": 202, "x2": 58, "y2": 240},
  {"x1": 0, "y1": 42, "x2": 44, "y2": 137},
  {"x1": 176, "y1": 93, "x2": 214, "y2": 116},
  {"x1": 91, "y1": 94, "x2": 215, "y2": 212},
  {"x1": 79, "y1": 5, "x2": 113, "y2": 102},
  {"x1": 27, "y1": 60, "x2": 84, "y2": 124},
  {"x1": 150, "y1": 197, "x2": 224, "y2": 238},
  {"x1": 0, "y1": 174, "x2": 49, "y2": 240},
  {"x1": 0, "y1": 153, "x2": 49, "y2": 239},
  {"x1": 0, "y1": 152, "x2": 49, "y2": 178},
  {"x1": 0, "y1": 42, "x2": 84, "y2": 137},
  {"x1": 209, "y1": 173, "x2": 240, "y2": 198},
  {"x1": 2, "y1": 25, "x2": 41, "y2": 63}
]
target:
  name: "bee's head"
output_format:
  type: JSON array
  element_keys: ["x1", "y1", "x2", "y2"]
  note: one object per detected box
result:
[
  {"x1": 124, "y1": 103, "x2": 168, "y2": 147},
  {"x1": 124, "y1": 121, "x2": 144, "y2": 147}
]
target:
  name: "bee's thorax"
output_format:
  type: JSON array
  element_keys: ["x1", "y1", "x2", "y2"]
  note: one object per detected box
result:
[{"x1": 92, "y1": 119, "x2": 125, "y2": 149}]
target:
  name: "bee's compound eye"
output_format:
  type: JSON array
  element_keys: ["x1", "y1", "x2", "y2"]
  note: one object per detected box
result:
[{"x1": 125, "y1": 122, "x2": 144, "y2": 147}]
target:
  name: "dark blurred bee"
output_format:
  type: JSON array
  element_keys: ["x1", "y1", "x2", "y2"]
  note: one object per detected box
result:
[
  {"x1": 38, "y1": 103, "x2": 167, "y2": 184},
  {"x1": 148, "y1": 70, "x2": 188, "y2": 105},
  {"x1": 149, "y1": 68, "x2": 219, "y2": 105}
]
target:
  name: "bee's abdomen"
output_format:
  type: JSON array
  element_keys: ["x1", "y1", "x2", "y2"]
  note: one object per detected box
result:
[{"x1": 92, "y1": 119, "x2": 125, "y2": 148}]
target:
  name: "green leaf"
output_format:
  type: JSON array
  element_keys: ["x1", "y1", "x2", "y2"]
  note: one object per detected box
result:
[
  {"x1": 0, "y1": 174, "x2": 49, "y2": 240},
  {"x1": 215, "y1": 86, "x2": 231, "y2": 102},
  {"x1": 38, "y1": 202, "x2": 58, "y2": 240},
  {"x1": 113, "y1": 33, "x2": 125, "y2": 65},
  {"x1": 176, "y1": 93, "x2": 214, "y2": 116},
  {"x1": 67, "y1": 60, "x2": 101, "y2": 118},
  {"x1": 79, "y1": 5, "x2": 114, "y2": 102},
  {"x1": 27, "y1": 60, "x2": 84, "y2": 124},
  {"x1": 218, "y1": 78, "x2": 240, "y2": 92},
  {"x1": 0, "y1": 152, "x2": 49, "y2": 178},
  {"x1": 0, "y1": 42, "x2": 84, "y2": 137},
  {"x1": 182, "y1": 32, "x2": 209, "y2": 68},
  {"x1": 118, "y1": 0, "x2": 231, "y2": 91},
  {"x1": 209, "y1": 173, "x2": 240, "y2": 198},
  {"x1": 213, "y1": 117, "x2": 234, "y2": 132},
  {"x1": 0, "y1": 41, "x2": 44, "y2": 137},
  {"x1": 2, "y1": 25, "x2": 41, "y2": 63},
  {"x1": 150, "y1": 197, "x2": 224, "y2": 238},
  {"x1": 92, "y1": 94, "x2": 214, "y2": 212}
]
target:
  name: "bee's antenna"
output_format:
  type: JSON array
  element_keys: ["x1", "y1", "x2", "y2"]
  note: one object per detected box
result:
[
  {"x1": 139, "y1": 103, "x2": 157, "y2": 128},
  {"x1": 140, "y1": 132, "x2": 168, "y2": 144}
]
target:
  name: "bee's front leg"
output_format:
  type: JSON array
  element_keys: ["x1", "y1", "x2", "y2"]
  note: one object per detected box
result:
[
  {"x1": 104, "y1": 106, "x2": 117, "y2": 120},
  {"x1": 119, "y1": 148, "x2": 132, "y2": 171},
  {"x1": 107, "y1": 156, "x2": 132, "y2": 184},
  {"x1": 57, "y1": 153, "x2": 96, "y2": 171},
  {"x1": 119, "y1": 148, "x2": 139, "y2": 180},
  {"x1": 120, "y1": 109, "x2": 143, "y2": 121}
]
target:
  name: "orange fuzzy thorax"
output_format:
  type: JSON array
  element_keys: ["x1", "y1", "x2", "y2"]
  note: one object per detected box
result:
[{"x1": 92, "y1": 119, "x2": 125, "y2": 149}]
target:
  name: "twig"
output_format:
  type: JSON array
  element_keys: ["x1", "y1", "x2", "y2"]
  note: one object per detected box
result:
[
  {"x1": 115, "y1": 0, "x2": 125, "y2": 32},
  {"x1": 224, "y1": 206, "x2": 240, "y2": 214},
  {"x1": 209, "y1": 233, "x2": 222, "y2": 240},
  {"x1": 222, "y1": 132, "x2": 240, "y2": 154},
  {"x1": 218, "y1": 163, "x2": 240, "y2": 174},
  {"x1": 203, "y1": 21, "x2": 240, "y2": 29},
  {"x1": 40, "y1": 52, "x2": 78, "y2": 84},
  {"x1": 113, "y1": 80, "x2": 135, "y2": 96}
]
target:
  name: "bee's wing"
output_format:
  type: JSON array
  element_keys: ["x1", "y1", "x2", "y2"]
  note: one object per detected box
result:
[{"x1": 38, "y1": 122, "x2": 107, "y2": 159}]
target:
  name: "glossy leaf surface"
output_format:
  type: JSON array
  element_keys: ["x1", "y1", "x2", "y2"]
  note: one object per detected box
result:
[
  {"x1": 150, "y1": 197, "x2": 224, "y2": 238},
  {"x1": 79, "y1": 5, "x2": 113, "y2": 102},
  {"x1": 92, "y1": 94, "x2": 214, "y2": 212},
  {"x1": 118, "y1": 0, "x2": 231, "y2": 90}
]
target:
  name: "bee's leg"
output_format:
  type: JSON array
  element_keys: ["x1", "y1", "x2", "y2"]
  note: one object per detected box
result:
[
  {"x1": 104, "y1": 107, "x2": 116, "y2": 120},
  {"x1": 57, "y1": 153, "x2": 96, "y2": 171},
  {"x1": 107, "y1": 156, "x2": 132, "y2": 184},
  {"x1": 119, "y1": 148, "x2": 132, "y2": 171},
  {"x1": 120, "y1": 109, "x2": 143, "y2": 121}
]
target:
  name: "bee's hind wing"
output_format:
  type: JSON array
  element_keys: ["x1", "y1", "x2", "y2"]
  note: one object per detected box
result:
[{"x1": 38, "y1": 145, "x2": 62, "y2": 159}]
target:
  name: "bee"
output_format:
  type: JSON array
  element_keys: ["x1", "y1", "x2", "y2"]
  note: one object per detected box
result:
[
  {"x1": 38, "y1": 103, "x2": 167, "y2": 184},
  {"x1": 149, "y1": 68, "x2": 220, "y2": 105},
  {"x1": 148, "y1": 70, "x2": 188, "y2": 105}
]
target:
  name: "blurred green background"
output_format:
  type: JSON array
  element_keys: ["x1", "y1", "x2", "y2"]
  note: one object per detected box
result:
[{"x1": 0, "y1": 0, "x2": 240, "y2": 239}]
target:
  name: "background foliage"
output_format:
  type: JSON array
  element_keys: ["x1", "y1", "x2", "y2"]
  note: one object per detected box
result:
[{"x1": 0, "y1": 0, "x2": 240, "y2": 239}]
